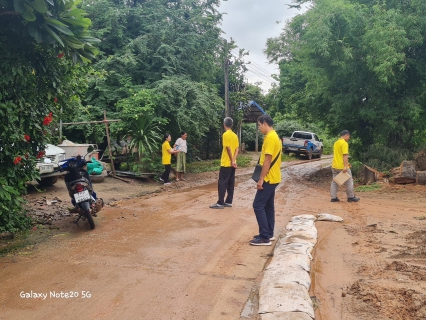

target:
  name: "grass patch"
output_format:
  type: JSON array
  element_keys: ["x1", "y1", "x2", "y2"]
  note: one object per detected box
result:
[
  {"x1": 282, "y1": 153, "x2": 295, "y2": 162},
  {"x1": 355, "y1": 183, "x2": 382, "y2": 192},
  {"x1": 186, "y1": 155, "x2": 252, "y2": 173}
]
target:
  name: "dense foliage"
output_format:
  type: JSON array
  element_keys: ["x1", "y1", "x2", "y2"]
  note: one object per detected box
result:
[
  {"x1": 266, "y1": 0, "x2": 426, "y2": 161},
  {"x1": 62, "y1": 0, "x2": 255, "y2": 160},
  {"x1": 1, "y1": 0, "x2": 265, "y2": 232},
  {"x1": 0, "y1": 0, "x2": 97, "y2": 232}
]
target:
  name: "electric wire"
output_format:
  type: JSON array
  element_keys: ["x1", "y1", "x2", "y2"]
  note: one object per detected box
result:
[
  {"x1": 230, "y1": 49, "x2": 277, "y2": 82},
  {"x1": 246, "y1": 69, "x2": 276, "y2": 84}
]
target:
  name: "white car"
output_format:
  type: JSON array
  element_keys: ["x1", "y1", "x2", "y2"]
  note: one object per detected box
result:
[{"x1": 36, "y1": 144, "x2": 67, "y2": 186}]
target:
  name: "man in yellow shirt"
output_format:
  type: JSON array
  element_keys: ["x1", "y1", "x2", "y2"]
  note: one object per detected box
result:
[
  {"x1": 331, "y1": 130, "x2": 359, "y2": 202},
  {"x1": 250, "y1": 115, "x2": 281, "y2": 246},
  {"x1": 210, "y1": 117, "x2": 239, "y2": 209}
]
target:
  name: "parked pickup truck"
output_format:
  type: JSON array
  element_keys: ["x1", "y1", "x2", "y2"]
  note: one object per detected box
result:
[
  {"x1": 282, "y1": 131, "x2": 323, "y2": 160},
  {"x1": 36, "y1": 144, "x2": 67, "y2": 186}
]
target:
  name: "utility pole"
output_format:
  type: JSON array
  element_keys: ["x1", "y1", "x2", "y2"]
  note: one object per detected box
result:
[{"x1": 224, "y1": 41, "x2": 231, "y2": 118}]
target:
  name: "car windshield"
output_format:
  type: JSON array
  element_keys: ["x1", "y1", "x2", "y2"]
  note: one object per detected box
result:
[{"x1": 293, "y1": 132, "x2": 312, "y2": 139}]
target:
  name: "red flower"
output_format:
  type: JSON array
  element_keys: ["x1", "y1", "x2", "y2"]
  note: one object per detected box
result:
[
  {"x1": 13, "y1": 156, "x2": 22, "y2": 165},
  {"x1": 43, "y1": 112, "x2": 53, "y2": 125},
  {"x1": 57, "y1": 53, "x2": 64, "y2": 59},
  {"x1": 36, "y1": 151, "x2": 45, "y2": 159},
  {"x1": 24, "y1": 134, "x2": 30, "y2": 141}
]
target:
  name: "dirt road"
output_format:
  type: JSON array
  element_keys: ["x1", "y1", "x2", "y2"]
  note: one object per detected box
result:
[{"x1": 1, "y1": 157, "x2": 426, "y2": 319}]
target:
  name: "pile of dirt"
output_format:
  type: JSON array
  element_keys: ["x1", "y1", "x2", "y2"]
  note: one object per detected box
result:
[
  {"x1": 386, "y1": 261, "x2": 426, "y2": 280},
  {"x1": 347, "y1": 279, "x2": 426, "y2": 319},
  {"x1": 306, "y1": 166, "x2": 332, "y2": 183},
  {"x1": 24, "y1": 196, "x2": 73, "y2": 225}
]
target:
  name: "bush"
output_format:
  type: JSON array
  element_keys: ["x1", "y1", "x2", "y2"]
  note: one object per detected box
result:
[
  {"x1": 186, "y1": 155, "x2": 252, "y2": 173},
  {"x1": 359, "y1": 144, "x2": 412, "y2": 172},
  {"x1": 350, "y1": 160, "x2": 363, "y2": 178}
]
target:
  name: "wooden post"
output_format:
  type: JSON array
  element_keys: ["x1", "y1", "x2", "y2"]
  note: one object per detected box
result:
[
  {"x1": 103, "y1": 110, "x2": 116, "y2": 177},
  {"x1": 61, "y1": 114, "x2": 125, "y2": 180}
]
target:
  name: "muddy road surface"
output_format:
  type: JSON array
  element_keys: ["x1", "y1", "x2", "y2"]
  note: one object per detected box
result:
[{"x1": 2, "y1": 156, "x2": 426, "y2": 320}]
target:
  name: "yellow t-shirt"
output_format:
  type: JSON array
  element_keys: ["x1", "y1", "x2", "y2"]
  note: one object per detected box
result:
[
  {"x1": 332, "y1": 138, "x2": 349, "y2": 169},
  {"x1": 259, "y1": 130, "x2": 281, "y2": 184},
  {"x1": 220, "y1": 129, "x2": 239, "y2": 167},
  {"x1": 162, "y1": 141, "x2": 172, "y2": 165}
]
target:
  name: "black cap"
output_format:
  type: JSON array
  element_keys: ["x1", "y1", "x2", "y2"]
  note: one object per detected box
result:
[{"x1": 340, "y1": 130, "x2": 350, "y2": 136}]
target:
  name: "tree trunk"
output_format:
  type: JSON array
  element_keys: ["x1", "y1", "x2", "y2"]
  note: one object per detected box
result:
[
  {"x1": 394, "y1": 176, "x2": 416, "y2": 184},
  {"x1": 363, "y1": 165, "x2": 378, "y2": 185},
  {"x1": 416, "y1": 171, "x2": 426, "y2": 185},
  {"x1": 400, "y1": 161, "x2": 417, "y2": 179}
]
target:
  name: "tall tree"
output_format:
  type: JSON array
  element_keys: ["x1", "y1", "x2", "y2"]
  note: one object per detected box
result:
[
  {"x1": 74, "y1": 0, "x2": 230, "y2": 151},
  {"x1": 266, "y1": 0, "x2": 426, "y2": 151}
]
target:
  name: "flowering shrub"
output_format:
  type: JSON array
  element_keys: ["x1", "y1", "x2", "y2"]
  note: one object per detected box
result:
[
  {"x1": 0, "y1": 45, "x2": 71, "y2": 232},
  {"x1": 0, "y1": 0, "x2": 97, "y2": 232}
]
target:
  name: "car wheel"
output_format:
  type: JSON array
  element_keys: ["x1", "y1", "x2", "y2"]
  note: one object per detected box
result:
[{"x1": 37, "y1": 176, "x2": 59, "y2": 186}]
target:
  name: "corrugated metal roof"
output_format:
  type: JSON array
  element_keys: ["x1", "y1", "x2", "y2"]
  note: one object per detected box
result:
[{"x1": 242, "y1": 100, "x2": 266, "y2": 123}]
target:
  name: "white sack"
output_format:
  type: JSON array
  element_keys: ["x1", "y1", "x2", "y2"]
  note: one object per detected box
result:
[
  {"x1": 286, "y1": 220, "x2": 315, "y2": 231},
  {"x1": 290, "y1": 214, "x2": 317, "y2": 222},
  {"x1": 275, "y1": 242, "x2": 314, "y2": 260},
  {"x1": 258, "y1": 283, "x2": 314, "y2": 319},
  {"x1": 282, "y1": 234, "x2": 318, "y2": 246},
  {"x1": 263, "y1": 265, "x2": 312, "y2": 290},
  {"x1": 285, "y1": 229, "x2": 318, "y2": 240},
  {"x1": 267, "y1": 253, "x2": 311, "y2": 272},
  {"x1": 316, "y1": 213, "x2": 344, "y2": 222},
  {"x1": 261, "y1": 312, "x2": 313, "y2": 320}
]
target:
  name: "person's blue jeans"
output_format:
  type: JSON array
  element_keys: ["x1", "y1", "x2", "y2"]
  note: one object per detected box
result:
[{"x1": 253, "y1": 182, "x2": 278, "y2": 239}]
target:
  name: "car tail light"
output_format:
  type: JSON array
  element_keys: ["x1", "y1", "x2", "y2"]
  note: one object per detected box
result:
[
  {"x1": 75, "y1": 183, "x2": 84, "y2": 193},
  {"x1": 304, "y1": 140, "x2": 308, "y2": 147}
]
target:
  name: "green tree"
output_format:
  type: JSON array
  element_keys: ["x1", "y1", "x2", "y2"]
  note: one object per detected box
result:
[
  {"x1": 266, "y1": 0, "x2": 426, "y2": 155},
  {"x1": 0, "y1": 0, "x2": 99, "y2": 64},
  {"x1": 77, "y1": 0, "x2": 235, "y2": 159}
]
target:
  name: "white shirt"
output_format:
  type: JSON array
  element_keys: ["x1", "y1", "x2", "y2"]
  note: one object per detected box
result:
[{"x1": 174, "y1": 138, "x2": 187, "y2": 153}]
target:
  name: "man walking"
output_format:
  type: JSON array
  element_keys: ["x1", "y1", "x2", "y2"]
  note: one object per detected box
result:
[
  {"x1": 250, "y1": 115, "x2": 281, "y2": 246},
  {"x1": 330, "y1": 130, "x2": 360, "y2": 202},
  {"x1": 210, "y1": 117, "x2": 239, "y2": 209}
]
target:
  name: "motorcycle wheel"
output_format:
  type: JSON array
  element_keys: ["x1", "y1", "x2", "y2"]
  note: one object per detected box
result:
[
  {"x1": 84, "y1": 209, "x2": 95, "y2": 229},
  {"x1": 80, "y1": 201, "x2": 95, "y2": 229}
]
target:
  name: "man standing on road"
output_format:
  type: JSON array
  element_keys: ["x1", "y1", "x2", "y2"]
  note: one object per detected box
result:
[
  {"x1": 330, "y1": 130, "x2": 360, "y2": 203},
  {"x1": 210, "y1": 117, "x2": 239, "y2": 209},
  {"x1": 250, "y1": 114, "x2": 281, "y2": 246}
]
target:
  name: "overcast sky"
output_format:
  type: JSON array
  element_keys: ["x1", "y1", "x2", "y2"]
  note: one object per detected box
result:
[{"x1": 217, "y1": 0, "x2": 304, "y2": 92}]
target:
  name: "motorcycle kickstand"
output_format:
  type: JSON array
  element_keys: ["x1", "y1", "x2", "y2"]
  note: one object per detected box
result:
[{"x1": 75, "y1": 214, "x2": 82, "y2": 224}]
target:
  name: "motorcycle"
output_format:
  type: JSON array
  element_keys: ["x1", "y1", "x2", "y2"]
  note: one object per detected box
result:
[{"x1": 60, "y1": 154, "x2": 103, "y2": 229}]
